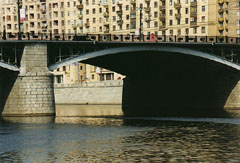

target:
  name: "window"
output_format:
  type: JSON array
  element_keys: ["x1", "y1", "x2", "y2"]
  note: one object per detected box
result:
[
  {"x1": 185, "y1": 8, "x2": 188, "y2": 14},
  {"x1": 202, "y1": 6, "x2": 205, "y2": 12},
  {"x1": 126, "y1": 24, "x2": 129, "y2": 29},
  {"x1": 193, "y1": 27, "x2": 197, "y2": 34},
  {"x1": 177, "y1": 19, "x2": 180, "y2": 25},
  {"x1": 154, "y1": 12, "x2": 158, "y2": 18},
  {"x1": 237, "y1": 11, "x2": 240, "y2": 16},
  {"x1": 177, "y1": 29, "x2": 181, "y2": 35},
  {"x1": 185, "y1": 18, "x2": 188, "y2": 24},
  {"x1": 147, "y1": 22, "x2": 150, "y2": 28},
  {"x1": 169, "y1": 20, "x2": 173, "y2": 26},
  {"x1": 201, "y1": 27, "x2": 205, "y2": 33},
  {"x1": 201, "y1": 16, "x2": 205, "y2": 22},
  {"x1": 154, "y1": 1, "x2": 158, "y2": 8},
  {"x1": 237, "y1": 29, "x2": 240, "y2": 35},
  {"x1": 170, "y1": 10, "x2": 173, "y2": 16}
]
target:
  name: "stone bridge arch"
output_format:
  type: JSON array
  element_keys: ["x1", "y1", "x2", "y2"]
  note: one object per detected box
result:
[{"x1": 49, "y1": 45, "x2": 240, "y2": 117}]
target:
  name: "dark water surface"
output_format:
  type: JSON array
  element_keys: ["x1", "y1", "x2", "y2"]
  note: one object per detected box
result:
[{"x1": 1, "y1": 116, "x2": 240, "y2": 162}]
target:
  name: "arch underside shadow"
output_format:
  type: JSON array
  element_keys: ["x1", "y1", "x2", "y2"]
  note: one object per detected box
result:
[
  {"x1": 0, "y1": 67, "x2": 18, "y2": 115},
  {"x1": 49, "y1": 46, "x2": 240, "y2": 117}
]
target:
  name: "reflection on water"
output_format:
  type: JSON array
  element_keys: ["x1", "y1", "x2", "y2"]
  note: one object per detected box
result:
[
  {"x1": 1, "y1": 115, "x2": 240, "y2": 162},
  {"x1": 2, "y1": 103, "x2": 240, "y2": 162},
  {"x1": 2, "y1": 116, "x2": 55, "y2": 124},
  {"x1": 56, "y1": 104, "x2": 123, "y2": 117}
]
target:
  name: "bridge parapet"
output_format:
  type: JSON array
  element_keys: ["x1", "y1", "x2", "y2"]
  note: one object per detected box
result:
[{"x1": 0, "y1": 32, "x2": 240, "y2": 44}]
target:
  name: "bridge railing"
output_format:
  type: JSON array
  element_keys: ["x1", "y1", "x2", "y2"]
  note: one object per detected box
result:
[{"x1": 0, "y1": 32, "x2": 240, "y2": 44}]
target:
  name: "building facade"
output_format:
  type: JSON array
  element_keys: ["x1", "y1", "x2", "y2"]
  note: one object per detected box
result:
[
  {"x1": 53, "y1": 62, "x2": 123, "y2": 84},
  {"x1": 1, "y1": 0, "x2": 239, "y2": 37}
]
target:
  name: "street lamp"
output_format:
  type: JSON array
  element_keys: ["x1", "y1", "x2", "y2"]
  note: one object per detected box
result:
[
  {"x1": 72, "y1": 23, "x2": 78, "y2": 40},
  {"x1": 139, "y1": 7, "x2": 143, "y2": 41},
  {"x1": 17, "y1": 0, "x2": 22, "y2": 40}
]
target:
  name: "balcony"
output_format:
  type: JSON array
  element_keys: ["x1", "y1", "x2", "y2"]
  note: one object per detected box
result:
[
  {"x1": 160, "y1": 6, "x2": 166, "y2": 11},
  {"x1": 85, "y1": 22, "x2": 90, "y2": 27},
  {"x1": 218, "y1": 26, "x2": 224, "y2": 31},
  {"x1": 160, "y1": 14, "x2": 166, "y2": 21},
  {"x1": 218, "y1": 0, "x2": 224, "y2": 4},
  {"x1": 117, "y1": 20, "x2": 123, "y2": 25},
  {"x1": 218, "y1": 17, "x2": 224, "y2": 22},
  {"x1": 218, "y1": 8, "x2": 224, "y2": 13},
  {"x1": 40, "y1": 8, "x2": 46, "y2": 12},
  {"x1": 130, "y1": 0, "x2": 136, "y2": 4},
  {"x1": 190, "y1": 21, "x2": 197, "y2": 27},
  {"x1": 117, "y1": 10, "x2": 123, "y2": 15},
  {"x1": 117, "y1": 1, "x2": 122, "y2": 5},
  {"x1": 159, "y1": 25, "x2": 166, "y2": 30},
  {"x1": 104, "y1": 22, "x2": 109, "y2": 26},
  {"x1": 174, "y1": 2, "x2": 181, "y2": 9},
  {"x1": 104, "y1": 29, "x2": 109, "y2": 33},
  {"x1": 175, "y1": 13, "x2": 181, "y2": 19},
  {"x1": 145, "y1": 17, "x2": 151, "y2": 22},
  {"x1": 190, "y1": 1, "x2": 197, "y2": 7},
  {"x1": 190, "y1": 12, "x2": 197, "y2": 17},
  {"x1": 77, "y1": 4, "x2": 83, "y2": 9},
  {"x1": 78, "y1": 14, "x2": 83, "y2": 19},
  {"x1": 145, "y1": 7, "x2": 151, "y2": 12},
  {"x1": 41, "y1": 16, "x2": 47, "y2": 21},
  {"x1": 104, "y1": 12, "x2": 109, "y2": 17}
]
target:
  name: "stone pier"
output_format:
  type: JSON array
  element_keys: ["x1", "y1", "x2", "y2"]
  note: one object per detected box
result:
[{"x1": 2, "y1": 44, "x2": 55, "y2": 116}]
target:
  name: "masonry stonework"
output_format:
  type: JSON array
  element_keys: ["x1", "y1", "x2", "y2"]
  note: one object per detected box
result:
[
  {"x1": 2, "y1": 44, "x2": 55, "y2": 116},
  {"x1": 54, "y1": 80, "x2": 123, "y2": 105}
]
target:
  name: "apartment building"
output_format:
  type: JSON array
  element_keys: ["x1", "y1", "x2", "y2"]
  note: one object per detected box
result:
[
  {"x1": 76, "y1": 0, "x2": 240, "y2": 37},
  {"x1": 1, "y1": 0, "x2": 240, "y2": 37},
  {"x1": 53, "y1": 61, "x2": 123, "y2": 84}
]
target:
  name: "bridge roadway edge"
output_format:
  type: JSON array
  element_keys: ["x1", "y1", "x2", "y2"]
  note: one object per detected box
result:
[{"x1": 2, "y1": 43, "x2": 55, "y2": 116}]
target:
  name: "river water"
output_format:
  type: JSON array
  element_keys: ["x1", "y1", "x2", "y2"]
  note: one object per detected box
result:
[{"x1": 1, "y1": 106, "x2": 240, "y2": 162}]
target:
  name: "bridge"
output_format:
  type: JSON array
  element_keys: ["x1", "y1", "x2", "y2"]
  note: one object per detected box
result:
[{"x1": 0, "y1": 33, "x2": 240, "y2": 117}]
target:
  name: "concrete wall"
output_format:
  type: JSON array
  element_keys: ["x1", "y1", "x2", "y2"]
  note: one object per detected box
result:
[{"x1": 54, "y1": 80, "x2": 123, "y2": 105}]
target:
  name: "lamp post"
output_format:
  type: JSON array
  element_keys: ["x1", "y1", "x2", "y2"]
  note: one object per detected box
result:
[
  {"x1": 72, "y1": 23, "x2": 78, "y2": 40},
  {"x1": 139, "y1": 7, "x2": 143, "y2": 41},
  {"x1": 17, "y1": 0, "x2": 21, "y2": 40}
]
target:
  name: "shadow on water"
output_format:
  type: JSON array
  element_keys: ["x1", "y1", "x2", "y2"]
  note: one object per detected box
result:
[{"x1": 0, "y1": 68, "x2": 18, "y2": 115}]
